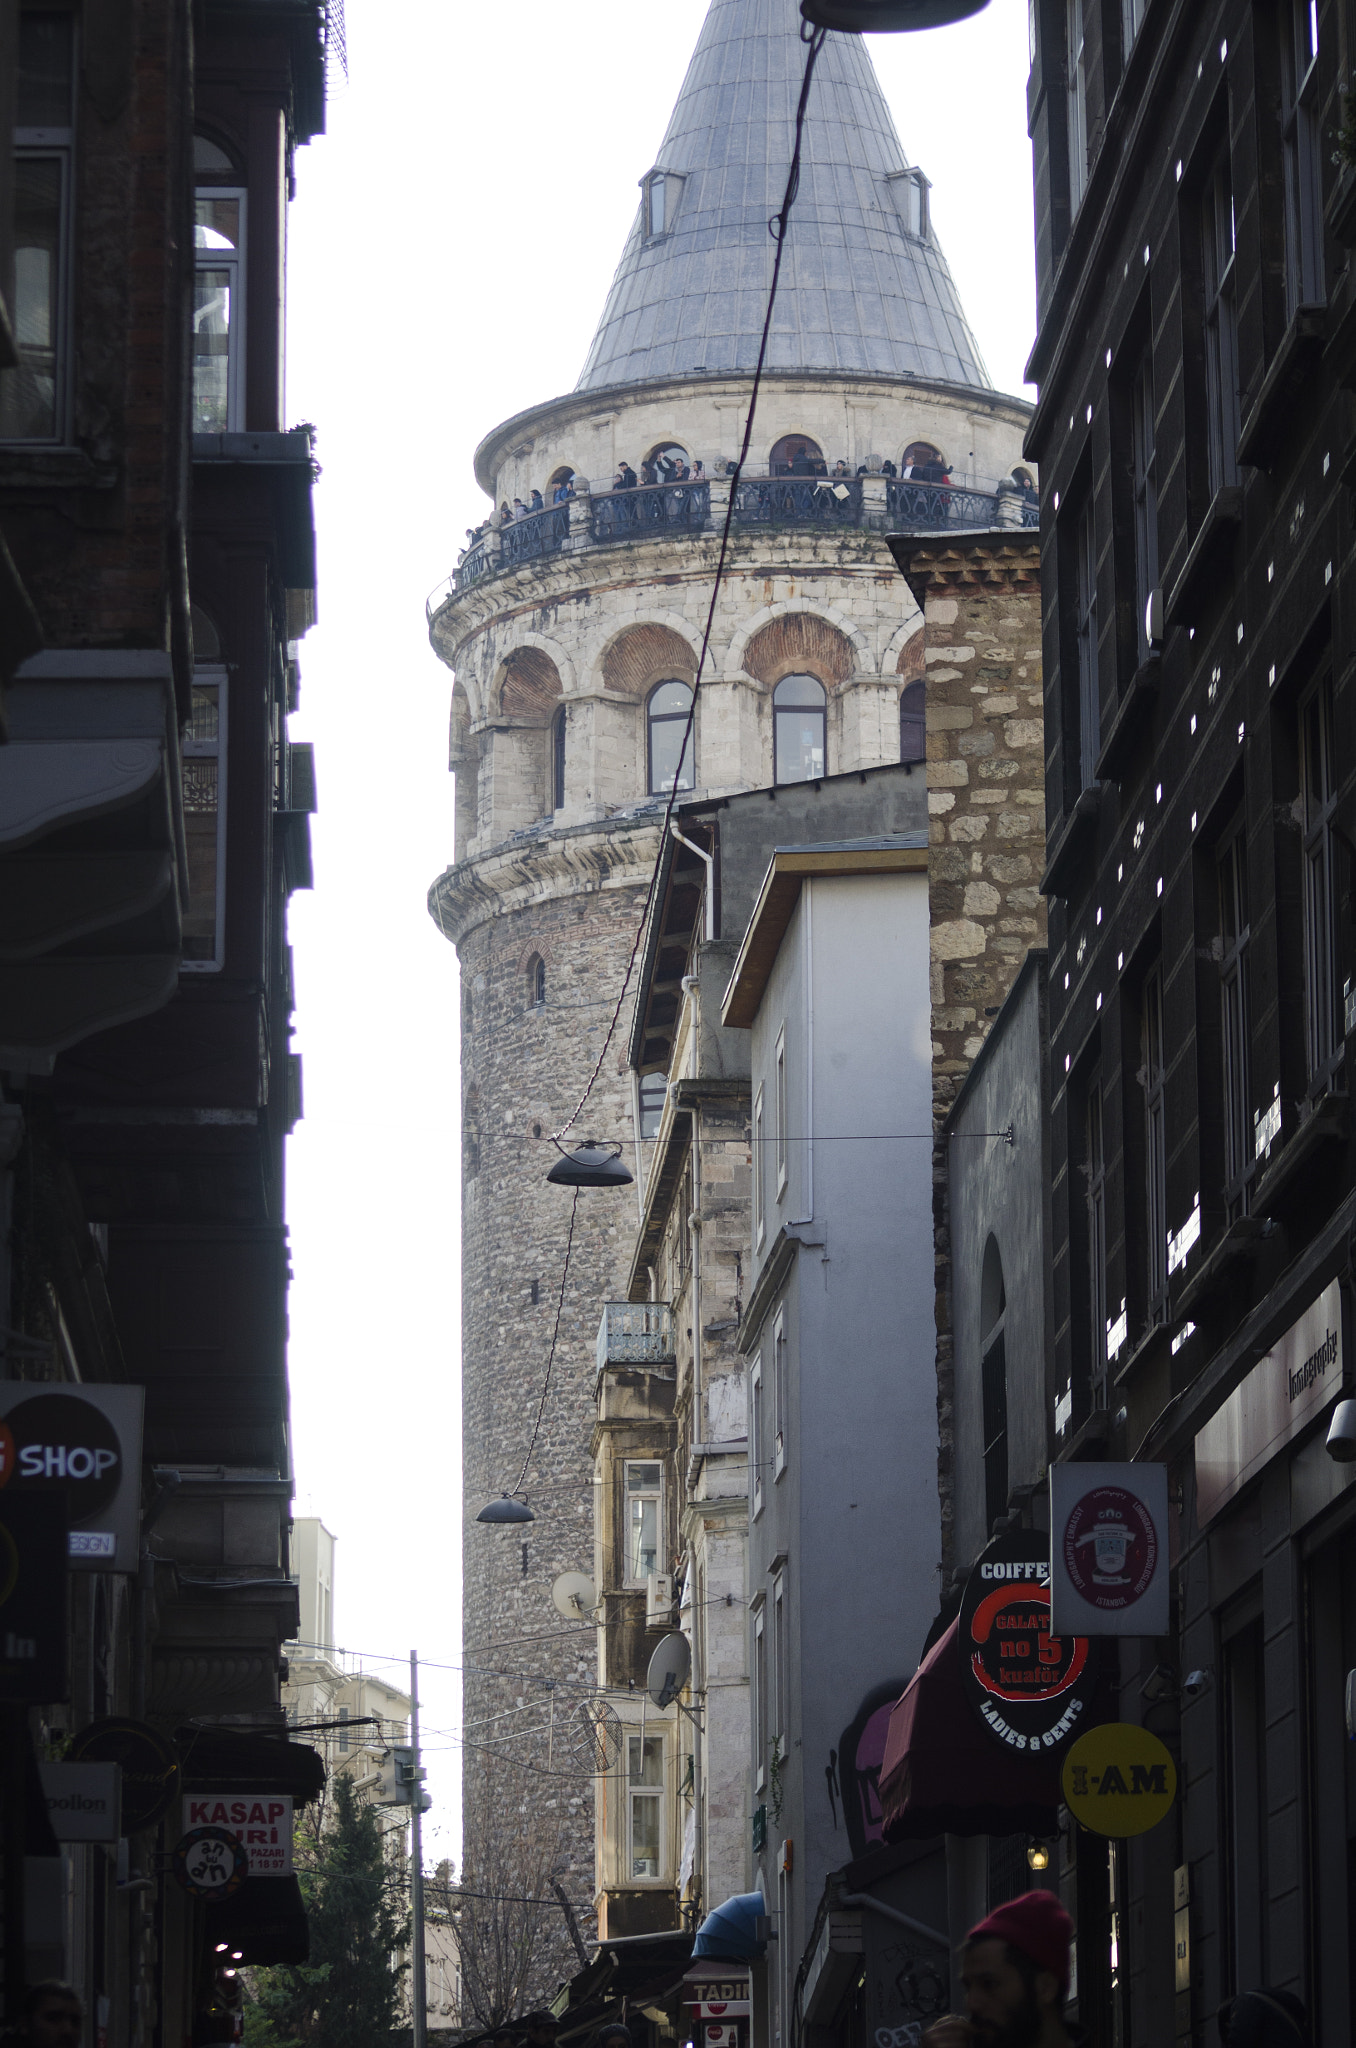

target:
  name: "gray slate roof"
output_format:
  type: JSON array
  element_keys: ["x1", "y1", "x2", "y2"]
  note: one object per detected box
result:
[{"x1": 577, "y1": 0, "x2": 991, "y2": 394}]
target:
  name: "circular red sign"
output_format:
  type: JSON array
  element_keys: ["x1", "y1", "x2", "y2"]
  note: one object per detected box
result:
[
  {"x1": 959, "y1": 1531, "x2": 1098, "y2": 1754},
  {"x1": 1061, "y1": 1484, "x2": 1158, "y2": 1612}
]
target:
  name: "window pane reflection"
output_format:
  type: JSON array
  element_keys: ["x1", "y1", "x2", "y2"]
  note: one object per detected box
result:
[
  {"x1": 193, "y1": 270, "x2": 232, "y2": 431},
  {"x1": 773, "y1": 674, "x2": 826, "y2": 783},
  {"x1": 0, "y1": 160, "x2": 62, "y2": 440}
]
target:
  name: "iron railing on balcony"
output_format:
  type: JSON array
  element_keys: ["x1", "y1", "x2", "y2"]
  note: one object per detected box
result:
[
  {"x1": 428, "y1": 467, "x2": 1037, "y2": 618},
  {"x1": 596, "y1": 1301, "x2": 676, "y2": 1374},
  {"x1": 591, "y1": 479, "x2": 710, "y2": 541},
  {"x1": 732, "y1": 475, "x2": 864, "y2": 526}
]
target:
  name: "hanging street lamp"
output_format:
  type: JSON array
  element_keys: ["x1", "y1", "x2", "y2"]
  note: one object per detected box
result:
[
  {"x1": 476, "y1": 1494, "x2": 535, "y2": 1525},
  {"x1": 801, "y1": 0, "x2": 990, "y2": 30},
  {"x1": 545, "y1": 1139, "x2": 634, "y2": 1189}
]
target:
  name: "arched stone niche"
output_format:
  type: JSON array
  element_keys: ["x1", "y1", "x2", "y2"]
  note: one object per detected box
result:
[
  {"x1": 740, "y1": 612, "x2": 859, "y2": 782},
  {"x1": 482, "y1": 645, "x2": 564, "y2": 836}
]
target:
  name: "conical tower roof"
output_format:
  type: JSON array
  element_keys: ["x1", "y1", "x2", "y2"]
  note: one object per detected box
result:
[{"x1": 577, "y1": 0, "x2": 991, "y2": 394}]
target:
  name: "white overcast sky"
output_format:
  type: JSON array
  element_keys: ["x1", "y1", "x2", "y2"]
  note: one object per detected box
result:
[{"x1": 281, "y1": 0, "x2": 1037, "y2": 1865}]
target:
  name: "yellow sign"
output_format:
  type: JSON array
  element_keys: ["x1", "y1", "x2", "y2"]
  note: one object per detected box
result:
[{"x1": 1061, "y1": 1723, "x2": 1177, "y2": 1837}]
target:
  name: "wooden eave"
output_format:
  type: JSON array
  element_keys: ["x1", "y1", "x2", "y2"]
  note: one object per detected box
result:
[{"x1": 720, "y1": 844, "x2": 927, "y2": 1029}]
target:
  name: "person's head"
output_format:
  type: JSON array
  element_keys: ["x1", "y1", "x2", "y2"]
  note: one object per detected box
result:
[
  {"x1": 597, "y1": 2026, "x2": 632, "y2": 2048},
  {"x1": 522, "y1": 2012, "x2": 559, "y2": 2045},
  {"x1": 23, "y1": 1983, "x2": 85, "y2": 2048},
  {"x1": 960, "y1": 1892, "x2": 1074, "y2": 2048},
  {"x1": 1217, "y1": 1990, "x2": 1310, "y2": 2048}
]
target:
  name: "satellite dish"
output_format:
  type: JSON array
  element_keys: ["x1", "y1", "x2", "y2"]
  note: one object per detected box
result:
[
  {"x1": 551, "y1": 1571, "x2": 596, "y2": 1621},
  {"x1": 646, "y1": 1631, "x2": 691, "y2": 1709}
]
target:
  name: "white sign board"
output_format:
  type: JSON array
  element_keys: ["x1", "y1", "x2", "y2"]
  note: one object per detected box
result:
[
  {"x1": 40, "y1": 1762, "x2": 121, "y2": 1841},
  {"x1": 1049, "y1": 1463, "x2": 1170, "y2": 1636},
  {"x1": 182, "y1": 1794, "x2": 293, "y2": 1875},
  {"x1": 1195, "y1": 1280, "x2": 1344, "y2": 1526}
]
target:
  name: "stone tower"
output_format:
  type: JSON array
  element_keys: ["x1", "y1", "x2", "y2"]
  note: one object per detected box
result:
[{"x1": 426, "y1": 0, "x2": 1030, "y2": 1991}]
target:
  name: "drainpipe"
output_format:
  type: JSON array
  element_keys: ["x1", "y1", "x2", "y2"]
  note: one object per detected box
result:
[
  {"x1": 836, "y1": 1890, "x2": 948, "y2": 1950},
  {"x1": 669, "y1": 822, "x2": 715, "y2": 942}
]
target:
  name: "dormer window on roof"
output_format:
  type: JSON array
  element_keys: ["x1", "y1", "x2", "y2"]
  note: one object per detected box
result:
[
  {"x1": 888, "y1": 168, "x2": 931, "y2": 241},
  {"x1": 642, "y1": 170, "x2": 683, "y2": 242}
]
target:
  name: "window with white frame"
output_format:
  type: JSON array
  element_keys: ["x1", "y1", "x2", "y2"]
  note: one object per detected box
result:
[
  {"x1": 752, "y1": 1084, "x2": 765, "y2": 1249},
  {"x1": 642, "y1": 170, "x2": 683, "y2": 241},
  {"x1": 773, "y1": 1313, "x2": 787, "y2": 1477},
  {"x1": 752, "y1": 1604, "x2": 767, "y2": 1790},
  {"x1": 623, "y1": 1461, "x2": 663, "y2": 1587},
  {"x1": 750, "y1": 1361, "x2": 764, "y2": 1518},
  {"x1": 182, "y1": 667, "x2": 228, "y2": 970},
  {"x1": 194, "y1": 133, "x2": 246, "y2": 433},
  {"x1": 1066, "y1": 0, "x2": 1090, "y2": 212},
  {"x1": 774, "y1": 1027, "x2": 788, "y2": 1197},
  {"x1": 888, "y1": 167, "x2": 930, "y2": 239},
  {"x1": 771, "y1": 1571, "x2": 787, "y2": 1752},
  {"x1": 627, "y1": 1734, "x2": 664, "y2": 1879},
  {"x1": 1, "y1": 9, "x2": 76, "y2": 443}
]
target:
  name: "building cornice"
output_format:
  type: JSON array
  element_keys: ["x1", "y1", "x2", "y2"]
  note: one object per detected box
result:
[
  {"x1": 427, "y1": 811, "x2": 663, "y2": 950},
  {"x1": 884, "y1": 530, "x2": 1041, "y2": 610},
  {"x1": 473, "y1": 370, "x2": 1034, "y2": 495}
]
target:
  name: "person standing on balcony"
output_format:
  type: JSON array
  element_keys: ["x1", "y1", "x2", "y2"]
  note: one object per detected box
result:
[
  {"x1": 512, "y1": 496, "x2": 528, "y2": 520},
  {"x1": 530, "y1": 488, "x2": 544, "y2": 512},
  {"x1": 615, "y1": 460, "x2": 637, "y2": 491},
  {"x1": 499, "y1": 499, "x2": 513, "y2": 524}
]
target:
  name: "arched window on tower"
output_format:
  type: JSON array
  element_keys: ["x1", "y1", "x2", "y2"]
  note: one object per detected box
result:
[
  {"x1": 900, "y1": 679, "x2": 925, "y2": 764},
  {"x1": 552, "y1": 705, "x2": 567, "y2": 811},
  {"x1": 773, "y1": 675, "x2": 826, "y2": 784},
  {"x1": 647, "y1": 680, "x2": 695, "y2": 795},
  {"x1": 769, "y1": 434, "x2": 826, "y2": 477},
  {"x1": 980, "y1": 1235, "x2": 1008, "y2": 1537},
  {"x1": 526, "y1": 955, "x2": 546, "y2": 1009}
]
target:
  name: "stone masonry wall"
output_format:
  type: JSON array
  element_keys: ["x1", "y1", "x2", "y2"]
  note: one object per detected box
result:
[{"x1": 892, "y1": 537, "x2": 1043, "y2": 1574}]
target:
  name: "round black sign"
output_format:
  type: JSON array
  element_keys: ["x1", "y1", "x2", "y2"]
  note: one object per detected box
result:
[
  {"x1": 0, "y1": 1394, "x2": 123, "y2": 1522},
  {"x1": 173, "y1": 1826, "x2": 248, "y2": 1901},
  {"x1": 67, "y1": 1717, "x2": 181, "y2": 1830},
  {"x1": 959, "y1": 1530, "x2": 1097, "y2": 1755}
]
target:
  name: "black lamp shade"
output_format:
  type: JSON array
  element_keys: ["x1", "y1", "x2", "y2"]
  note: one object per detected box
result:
[
  {"x1": 801, "y1": 0, "x2": 990, "y2": 29},
  {"x1": 477, "y1": 1495, "x2": 535, "y2": 1525},
  {"x1": 545, "y1": 1141, "x2": 634, "y2": 1189}
]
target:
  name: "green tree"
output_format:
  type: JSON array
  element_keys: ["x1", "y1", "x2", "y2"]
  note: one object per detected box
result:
[{"x1": 245, "y1": 1775, "x2": 408, "y2": 2048}]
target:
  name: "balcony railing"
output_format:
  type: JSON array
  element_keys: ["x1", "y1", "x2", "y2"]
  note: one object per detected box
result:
[
  {"x1": 430, "y1": 467, "x2": 1037, "y2": 616},
  {"x1": 733, "y1": 475, "x2": 863, "y2": 526},
  {"x1": 596, "y1": 1301, "x2": 675, "y2": 1374}
]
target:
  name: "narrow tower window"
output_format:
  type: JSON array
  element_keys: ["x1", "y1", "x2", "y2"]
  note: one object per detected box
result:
[
  {"x1": 900, "y1": 680, "x2": 926, "y2": 764},
  {"x1": 773, "y1": 675, "x2": 826, "y2": 784},
  {"x1": 527, "y1": 955, "x2": 546, "y2": 1009},
  {"x1": 647, "y1": 680, "x2": 695, "y2": 795},
  {"x1": 553, "y1": 705, "x2": 567, "y2": 810}
]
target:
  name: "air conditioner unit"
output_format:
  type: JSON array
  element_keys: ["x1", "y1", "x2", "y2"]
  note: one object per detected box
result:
[{"x1": 646, "y1": 1572, "x2": 674, "y2": 1628}]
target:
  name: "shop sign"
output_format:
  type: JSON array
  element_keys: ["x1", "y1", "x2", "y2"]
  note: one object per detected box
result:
[
  {"x1": 40, "y1": 1761, "x2": 121, "y2": 1841},
  {"x1": 0, "y1": 1491, "x2": 69, "y2": 1702},
  {"x1": 959, "y1": 1530, "x2": 1097, "y2": 1754},
  {"x1": 1049, "y1": 1463, "x2": 1169, "y2": 1636},
  {"x1": 0, "y1": 1383, "x2": 144, "y2": 1570},
  {"x1": 1061, "y1": 1723, "x2": 1176, "y2": 1836},
  {"x1": 1195, "y1": 1279, "x2": 1343, "y2": 1525},
  {"x1": 173, "y1": 1825, "x2": 249, "y2": 1901},
  {"x1": 183, "y1": 1794, "x2": 293, "y2": 1875},
  {"x1": 67, "y1": 1718, "x2": 181, "y2": 1830}
]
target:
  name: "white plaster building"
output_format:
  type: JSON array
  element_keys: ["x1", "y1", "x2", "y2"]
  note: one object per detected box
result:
[{"x1": 427, "y1": 0, "x2": 1032, "y2": 1986}]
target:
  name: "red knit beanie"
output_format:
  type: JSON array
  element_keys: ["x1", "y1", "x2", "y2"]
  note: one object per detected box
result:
[{"x1": 967, "y1": 1890, "x2": 1075, "y2": 1988}]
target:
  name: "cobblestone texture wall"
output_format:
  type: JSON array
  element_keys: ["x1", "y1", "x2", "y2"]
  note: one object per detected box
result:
[{"x1": 893, "y1": 538, "x2": 1044, "y2": 1573}]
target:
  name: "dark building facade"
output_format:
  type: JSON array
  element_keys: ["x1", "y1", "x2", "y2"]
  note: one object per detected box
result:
[
  {"x1": 1, "y1": 0, "x2": 325, "y2": 2035},
  {"x1": 1028, "y1": 0, "x2": 1356, "y2": 2040}
]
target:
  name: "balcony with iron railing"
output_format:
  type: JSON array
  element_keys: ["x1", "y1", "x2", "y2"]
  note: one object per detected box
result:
[
  {"x1": 427, "y1": 468, "x2": 1039, "y2": 618},
  {"x1": 596, "y1": 1300, "x2": 676, "y2": 1375}
]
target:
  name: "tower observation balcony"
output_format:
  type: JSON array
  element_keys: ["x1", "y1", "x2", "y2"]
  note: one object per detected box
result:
[{"x1": 426, "y1": 467, "x2": 1038, "y2": 620}]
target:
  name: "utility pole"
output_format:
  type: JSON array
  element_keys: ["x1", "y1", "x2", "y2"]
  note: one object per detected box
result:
[{"x1": 410, "y1": 1649, "x2": 427, "y2": 2048}]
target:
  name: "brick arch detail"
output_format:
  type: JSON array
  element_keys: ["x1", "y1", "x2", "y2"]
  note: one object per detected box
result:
[
  {"x1": 733, "y1": 605, "x2": 864, "y2": 689},
  {"x1": 595, "y1": 616, "x2": 701, "y2": 698},
  {"x1": 890, "y1": 625, "x2": 927, "y2": 683},
  {"x1": 497, "y1": 643, "x2": 565, "y2": 723},
  {"x1": 882, "y1": 610, "x2": 926, "y2": 676}
]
